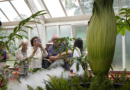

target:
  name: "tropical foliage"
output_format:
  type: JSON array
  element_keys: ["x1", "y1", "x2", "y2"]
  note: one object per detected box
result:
[
  {"x1": 0, "y1": 10, "x2": 46, "y2": 89},
  {"x1": 116, "y1": 7, "x2": 130, "y2": 35}
]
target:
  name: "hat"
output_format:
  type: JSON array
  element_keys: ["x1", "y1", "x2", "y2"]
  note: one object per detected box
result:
[{"x1": 46, "y1": 43, "x2": 53, "y2": 45}]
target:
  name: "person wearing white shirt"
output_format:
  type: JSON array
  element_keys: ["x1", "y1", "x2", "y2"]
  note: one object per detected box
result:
[
  {"x1": 29, "y1": 36, "x2": 48, "y2": 70},
  {"x1": 15, "y1": 39, "x2": 37, "y2": 78},
  {"x1": 70, "y1": 38, "x2": 84, "y2": 75}
]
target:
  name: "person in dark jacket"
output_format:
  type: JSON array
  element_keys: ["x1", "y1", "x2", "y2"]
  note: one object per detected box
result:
[{"x1": 42, "y1": 43, "x2": 52, "y2": 69}]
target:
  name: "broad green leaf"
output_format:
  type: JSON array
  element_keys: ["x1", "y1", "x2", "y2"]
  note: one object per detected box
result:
[
  {"x1": 119, "y1": 12, "x2": 126, "y2": 15},
  {"x1": 119, "y1": 8, "x2": 127, "y2": 12},
  {"x1": 24, "y1": 26, "x2": 33, "y2": 29},
  {"x1": 115, "y1": 16, "x2": 121, "y2": 21},
  {"x1": 76, "y1": 62, "x2": 79, "y2": 71},
  {"x1": 121, "y1": 27, "x2": 126, "y2": 36},
  {"x1": 124, "y1": 25, "x2": 130, "y2": 32},
  {"x1": 117, "y1": 25, "x2": 124, "y2": 35},
  {"x1": 59, "y1": 48, "x2": 64, "y2": 57},
  {"x1": 65, "y1": 48, "x2": 68, "y2": 55},
  {"x1": 14, "y1": 27, "x2": 18, "y2": 32},
  {"x1": 110, "y1": 65, "x2": 113, "y2": 71}
]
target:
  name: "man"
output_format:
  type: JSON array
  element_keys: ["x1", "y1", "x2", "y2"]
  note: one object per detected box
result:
[
  {"x1": 15, "y1": 39, "x2": 37, "y2": 79},
  {"x1": 48, "y1": 35, "x2": 72, "y2": 71}
]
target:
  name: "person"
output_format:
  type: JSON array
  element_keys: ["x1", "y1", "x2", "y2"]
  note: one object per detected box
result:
[
  {"x1": 48, "y1": 35, "x2": 72, "y2": 71},
  {"x1": 0, "y1": 43, "x2": 10, "y2": 86},
  {"x1": 0, "y1": 21, "x2": 2, "y2": 27},
  {"x1": 42, "y1": 43, "x2": 52, "y2": 69},
  {"x1": 29, "y1": 36, "x2": 48, "y2": 70},
  {"x1": 70, "y1": 38, "x2": 84, "y2": 74},
  {"x1": 15, "y1": 39, "x2": 38, "y2": 79}
]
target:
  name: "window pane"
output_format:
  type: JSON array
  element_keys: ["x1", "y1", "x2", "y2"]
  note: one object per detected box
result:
[
  {"x1": 121, "y1": 0, "x2": 130, "y2": 8},
  {"x1": 46, "y1": 26, "x2": 57, "y2": 43},
  {"x1": 75, "y1": 26, "x2": 87, "y2": 50},
  {"x1": 0, "y1": 2, "x2": 20, "y2": 21},
  {"x1": 0, "y1": 11, "x2": 8, "y2": 22},
  {"x1": 112, "y1": 34, "x2": 122, "y2": 70},
  {"x1": 11, "y1": 0, "x2": 31, "y2": 20},
  {"x1": 44, "y1": 0, "x2": 65, "y2": 17},
  {"x1": 38, "y1": 27, "x2": 42, "y2": 40},
  {"x1": 6, "y1": 30, "x2": 15, "y2": 66},
  {"x1": 113, "y1": 0, "x2": 119, "y2": 13},
  {"x1": 75, "y1": 26, "x2": 87, "y2": 38},
  {"x1": 59, "y1": 25, "x2": 71, "y2": 38},
  {"x1": 19, "y1": 28, "x2": 29, "y2": 46},
  {"x1": 33, "y1": 0, "x2": 50, "y2": 18},
  {"x1": 31, "y1": 28, "x2": 38, "y2": 38},
  {"x1": 125, "y1": 31, "x2": 130, "y2": 70},
  {"x1": 61, "y1": 0, "x2": 82, "y2": 16},
  {"x1": 0, "y1": 30, "x2": 7, "y2": 42},
  {"x1": 80, "y1": 0, "x2": 93, "y2": 15}
]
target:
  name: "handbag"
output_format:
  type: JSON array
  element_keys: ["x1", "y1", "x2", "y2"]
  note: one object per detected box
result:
[
  {"x1": 42, "y1": 59, "x2": 51, "y2": 69},
  {"x1": 41, "y1": 49, "x2": 51, "y2": 69}
]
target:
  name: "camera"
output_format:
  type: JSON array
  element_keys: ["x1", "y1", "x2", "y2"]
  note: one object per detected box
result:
[{"x1": 37, "y1": 38, "x2": 41, "y2": 43}]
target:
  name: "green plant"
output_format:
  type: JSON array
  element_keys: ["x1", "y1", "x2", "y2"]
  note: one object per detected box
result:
[
  {"x1": 0, "y1": 10, "x2": 46, "y2": 89},
  {"x1": 71, "y1": 54, "x2": 88, "y2": 71},
  {"x1": 54, "y1": 37, "x2": 76, "y2": 56},
  {"x1": 86, "y1": 0, "x2": 117, "y2": 76},
  {"x1": 116, "y1": 7, "x2": 130, "y2": 35}
]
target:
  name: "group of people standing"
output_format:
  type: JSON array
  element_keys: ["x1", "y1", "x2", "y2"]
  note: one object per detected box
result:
[{"x1": 0, "y1": 34, "x2": 85, "y2": 79}]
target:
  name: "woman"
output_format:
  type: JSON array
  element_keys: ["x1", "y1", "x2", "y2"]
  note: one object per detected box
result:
[
  {"x1": 0, "y1": 43, "x2": 10, "y2": 86},
  {"x1": 70, "y1": 38, "x2": 84, "y2": 74},
  {"x1": 29, "y1": 36, "x2": 48, "y2": 70}
]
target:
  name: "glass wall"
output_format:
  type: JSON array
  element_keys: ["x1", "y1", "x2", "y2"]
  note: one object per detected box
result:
[
  {"x1": 121, "y1": 0, "x2": 130, "y2": 8},
  {"x1": 6, "y1": 30, "x2": 16, "y2": 66},
  {"x1": 31, "y1": 28, "x2": 38, "y2": 38},
  {"x1": 0, "y1": 29, "x2": 7, "y2": 41},
  {"x1": 75, "y1": 26, "x2": 87, "y2": 51},
  {"x1": 112, "y1": 34, "x2": 122, "y2": 70},
  {"x1": 113, "y1": 0, "x2": 119, "y2": 13},
  {"x1": 125, "y1": 31, "x2": 130, "y2": 70},
  {"x1": 59, "y1": 25, "x2": 71, "y2": 38},
  {"x1": 46, "y1": 26, "x2": 57, "y2": 43},
  {"x1": 19, "y1": 28, "x2": 30, "y2": 46}
]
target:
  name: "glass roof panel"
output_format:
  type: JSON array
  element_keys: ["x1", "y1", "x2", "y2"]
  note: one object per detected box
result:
[
  {"x1": 80, "y1": 0, "x2": 119, "y2": 15},
  {"x1": 11, "y1": 0, "x2": 32, "y2": 20},
  {"x1": 61, "y1": 0, "x2": 82, "y2": 16},
  {"x1": 80, "y1": 0, "x2": 93, "y2": 15},
  {"x1": 121, "y1": 0, "x2": 130, "y2": 8},
  {"x1": 44, "y1": 0, "x2": 65, "y2": 17},
  {"x1": 0, "y1": 1, "x2": 20, "y2": 21},
  {"x1": 33, "y1": 0, "x2": 50, "y2": 18},
  {"x1": 0, "y1": 11, "x2": 8, "y2": 22}
]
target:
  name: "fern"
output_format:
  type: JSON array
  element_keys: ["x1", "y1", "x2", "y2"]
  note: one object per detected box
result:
[{"x1": 27, "y1": 85, "x2": 34, "y2": 90}]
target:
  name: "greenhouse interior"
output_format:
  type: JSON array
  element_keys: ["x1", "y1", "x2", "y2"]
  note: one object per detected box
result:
[{"x1": 0, "y1": 0, "x2": 130, "y2": 90}]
